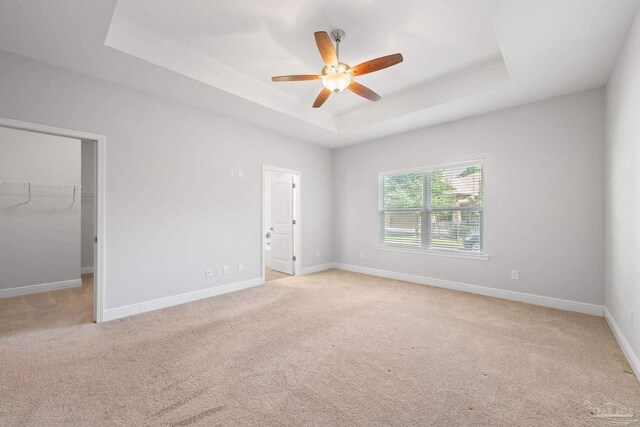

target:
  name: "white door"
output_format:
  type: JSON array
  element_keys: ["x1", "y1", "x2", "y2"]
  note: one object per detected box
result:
[{"x1": 270, "y1": 172, "x2": 294, "y2": 274}]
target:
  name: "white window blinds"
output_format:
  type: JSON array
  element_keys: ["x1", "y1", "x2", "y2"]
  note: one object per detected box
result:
[{"x1": 379, "y1": 162, "x2": 484, "y2": 254}]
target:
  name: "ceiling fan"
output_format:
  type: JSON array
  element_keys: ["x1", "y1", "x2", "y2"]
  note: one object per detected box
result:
[{"x1": 272, "y1": 29, "x2": 403, "y2": 108}]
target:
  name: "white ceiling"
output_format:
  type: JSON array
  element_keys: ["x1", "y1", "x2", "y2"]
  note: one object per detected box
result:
[
  {"x1": 111, "y1": 0, "x2": 504, "y2": 117},
  {"x1": 0, "y1": 0, "x2": 638, "y2": 147}
]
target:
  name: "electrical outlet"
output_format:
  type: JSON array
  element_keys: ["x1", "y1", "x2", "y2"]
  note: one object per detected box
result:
[
  {"x1": 229, "y1": 168, "x2": 235, "y2": 177},
  {"x1": 238, "y1": 262, "x2": 244, "y2": 272},
  {"x1": 629, "y1": 310, "x2": 634, "y2": 328},
  {"x1": 511, "y1": 270, "x2": 519, "y2": 280},
  {"x1": 238, "y1": 169, "x2": 244, "y2": 178},
  {"x1": 316, "y1": 250, "x2": 320, "y2": 259},
  {"x1": 360, "y1": 252, "x2": 365, "y2": 259},
  {"x1": 223, "y1": 265, "x2": 229, "y2": 275},
  {"x1": 205, "y1": 268, "x2": 212, "y2": 277}
]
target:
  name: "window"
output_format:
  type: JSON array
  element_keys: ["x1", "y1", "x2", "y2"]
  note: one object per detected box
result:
[{"x1": 379, "y1": 161, "x2": 484, "y2": 254}]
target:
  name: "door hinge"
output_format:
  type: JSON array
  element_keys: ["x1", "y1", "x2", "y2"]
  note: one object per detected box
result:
[
  {"x1": 292, "y1": 256, "x2": 297, "y2": 261},
  {"x1": 292, "y1": 182, "x2": 296, "y2": 188},
  {"x1": 292, "y1": 219, "x2": 296, "y2": 225},
  {"x1": 94, "y1": 236, "x2": 97, "y2": 243}
]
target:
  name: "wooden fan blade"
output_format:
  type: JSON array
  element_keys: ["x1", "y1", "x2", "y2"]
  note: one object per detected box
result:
[
  {"x1": 272, "y1": 75, "x2": 322, "y2": 82},
  {"x1": 313, "y1": 87, "x2": 332, "y2": 108},
  {"x1": 314, "y1": 31, "x2": 338, "y2": 68},
  {"x1": 348, "y1": 81, "x2": 381, "y2": 102},
  {"x1": 350, "y1": 53, "x2": 403, "y2": 76}
]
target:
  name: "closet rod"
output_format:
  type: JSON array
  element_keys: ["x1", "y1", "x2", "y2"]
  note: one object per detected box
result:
[{"x1": 0, "y1": 180, "x2": 81, "y2": 189}]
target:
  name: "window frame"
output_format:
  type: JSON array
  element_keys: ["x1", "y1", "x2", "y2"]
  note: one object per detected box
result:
[{"x1": 378, "y1": 160, "x2": 487, "y2": 259}]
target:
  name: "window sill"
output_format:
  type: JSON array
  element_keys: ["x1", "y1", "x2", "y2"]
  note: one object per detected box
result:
[{"x1": 375, "y1": 245, "x2": 490, "y2": 261}]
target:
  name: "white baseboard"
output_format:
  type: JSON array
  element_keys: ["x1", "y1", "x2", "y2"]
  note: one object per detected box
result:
[
  {"x1": 334, "y1": 263, "x2": 604, "y2": 316},
  {"x1": 604, "y1": 307, "x2": 640, "y2": 382},
  {"x1": 301, "y1": 263, "x2": 336, "y2": 275},
  {"x1": 0, "y1": 278, "x2": 82, "y2": 299},
  {"x1": 81, "y1": 266, "x2": 94, "y2": 274},
  {"x1": 103, "y1": 277, "x2": 263, "y2": 322}
]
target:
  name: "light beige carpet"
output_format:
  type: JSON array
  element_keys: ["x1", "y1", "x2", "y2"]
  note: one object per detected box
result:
[
  {"x1": 265, "y1": 267, "x2": 291, "y2": 282},
  {"x1": 0, "y1": 273, "x2": 94, "y2": 336},
  {"x1": 0, "y1": 270, "x2": 638, "y2": 426}
]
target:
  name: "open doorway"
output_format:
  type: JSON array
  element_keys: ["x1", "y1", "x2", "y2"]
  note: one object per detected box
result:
[
  {"x1": 0, "y1": 118, "x2": 104, "y2": 330},
  {"x1": 262, "y1": 166, "x2": 300, "y2": 283}
]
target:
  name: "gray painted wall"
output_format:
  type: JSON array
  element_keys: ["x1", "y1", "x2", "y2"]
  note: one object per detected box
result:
[
  {"x1": 0, "y1": 126, "x2": 81, "y2": 290},
  {"x1": 0, "y1": 50, "x2": 333, "y2": 310},
  {"x1": 333, "y1": 89, "x2": 606, "y2": 305},
  {"x1": 0, "y1": 48, "x2": 609, "y2": 317},
  {"x1": 606, "y1": 7, "x2": 640, "y2": 365}
]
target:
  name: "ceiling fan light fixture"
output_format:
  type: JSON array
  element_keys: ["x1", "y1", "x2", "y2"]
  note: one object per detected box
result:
[{"x1": 322, "y1": 64, "x2": 351, "y2": 93}]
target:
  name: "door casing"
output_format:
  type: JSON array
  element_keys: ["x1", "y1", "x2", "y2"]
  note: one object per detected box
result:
[{"x1": 0, "y1": 117, "x2": 106, "y2": 322}]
